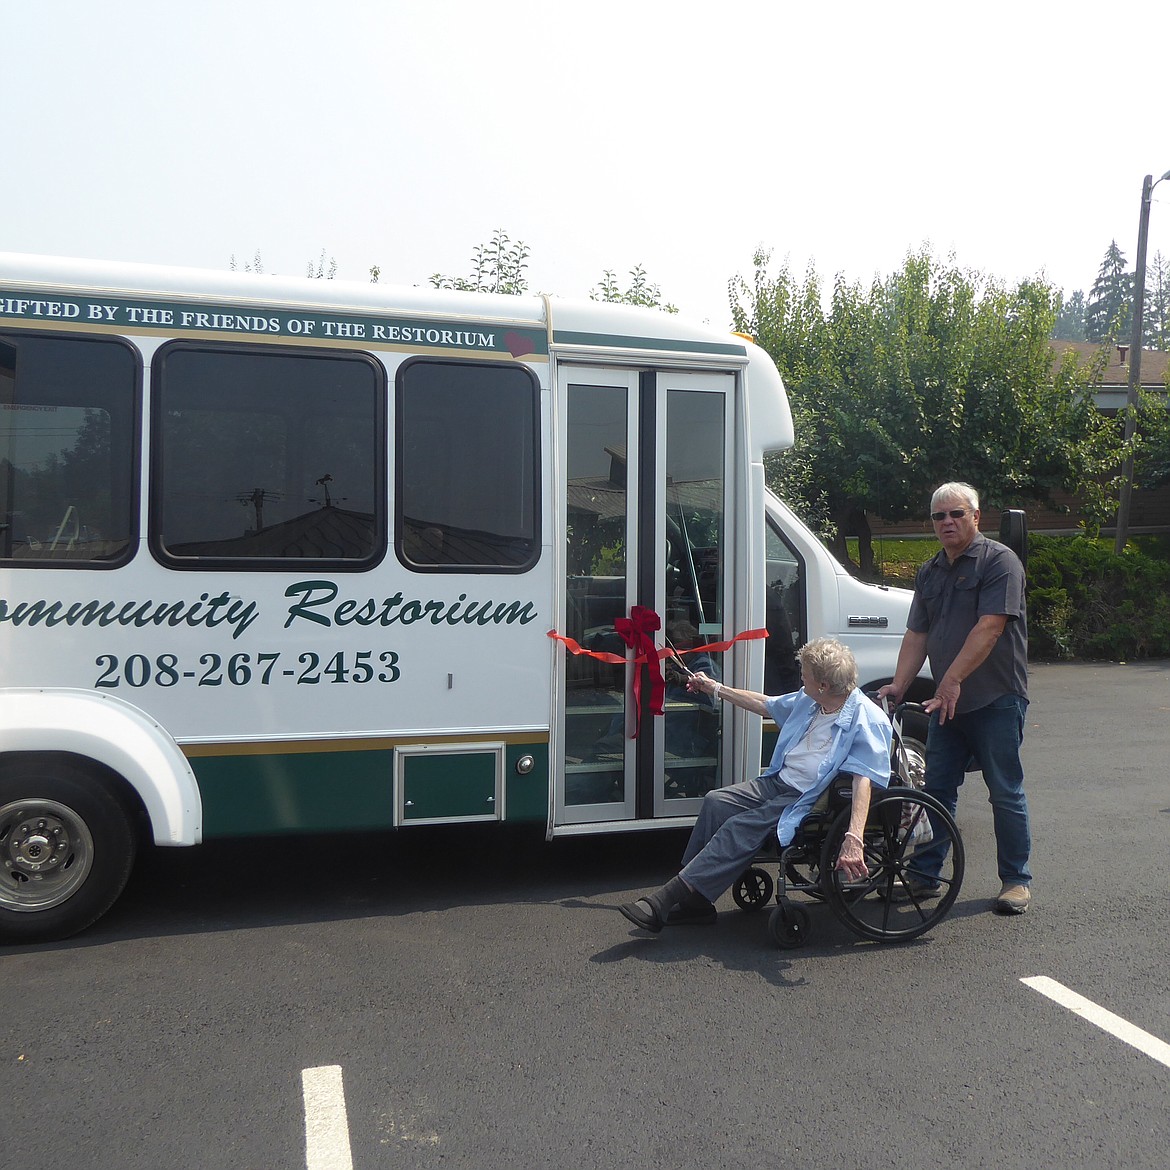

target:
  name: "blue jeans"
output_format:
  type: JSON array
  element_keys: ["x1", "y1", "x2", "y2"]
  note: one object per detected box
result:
[{"x1": 917, "y1": 693, "x2": 1032, "y2": 886}]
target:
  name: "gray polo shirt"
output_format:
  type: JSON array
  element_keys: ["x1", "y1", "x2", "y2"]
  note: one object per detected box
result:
[{"x1": 907, "y1": 532, "x2": 1028, "y2": 713}]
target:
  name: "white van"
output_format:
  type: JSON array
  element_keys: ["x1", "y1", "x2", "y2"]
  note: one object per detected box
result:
[{"x1": 0, "y1": 253, "x2": 917, "y2": 940}]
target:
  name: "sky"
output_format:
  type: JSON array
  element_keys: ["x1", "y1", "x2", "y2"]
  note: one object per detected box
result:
[{"x1": 3, "y1": 0, "x2": 1169, "y2": 327}]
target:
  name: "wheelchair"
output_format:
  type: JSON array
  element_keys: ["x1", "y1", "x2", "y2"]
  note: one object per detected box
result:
[{"x1": 732, "y1": 702, "x2": 964, "y2": 948}]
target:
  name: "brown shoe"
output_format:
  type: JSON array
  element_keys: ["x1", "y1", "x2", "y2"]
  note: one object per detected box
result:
[{"x1": 995, "y1": 883, "x2": 1031, "y2": 915}]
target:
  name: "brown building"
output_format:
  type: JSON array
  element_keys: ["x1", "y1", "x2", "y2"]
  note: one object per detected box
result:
[{"x1": 1050, "y1": 340, "x2": 1170, "y2": 411}]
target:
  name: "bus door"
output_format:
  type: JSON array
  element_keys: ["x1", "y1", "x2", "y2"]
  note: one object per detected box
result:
[{"x1": 556, "y1": 366, "x2": 735, "y2": 825}]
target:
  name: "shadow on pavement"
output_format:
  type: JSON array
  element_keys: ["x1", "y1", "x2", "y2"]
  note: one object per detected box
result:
[{"x1": 9, "y1": 822, "x2": 693, "y2": 952}]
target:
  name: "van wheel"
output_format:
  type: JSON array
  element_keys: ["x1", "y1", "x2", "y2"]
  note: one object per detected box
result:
[
  {"x1": 0, "y1": 759, "x2": 137, "y2": 944},
  {"x1": 897, "y1": 738, "x2": 927, "y2": 788}
]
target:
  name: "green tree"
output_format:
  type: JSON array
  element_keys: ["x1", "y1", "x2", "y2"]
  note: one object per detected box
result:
[
  {"x1": 1132, "y1": 387, "x2": 1170, "y2": 490},
  {"x1": 229, "y1": 250, "x2": 265, "y2": 274},
  {"x1": 230, "y1": 250, "x2": 370, "y2": 281},
  {"x1": 1052, "y1": 289, "x2": 1086, "y2": 340},
  {"x1": 730, "y1": 248, "x2": 1114, "y2": 574},
  {"x1": 1144, "y1": 249, "x2": 1170, "y2": 351},
  {"x1": 591, "y1": 264, "x2": 678, "y2": 313},
  {"x1": 1084, "y1": 240, "x2": 1132, "y2": 342},
  {"x1": 430, "y1": 228, "x2": 531, "y2": 295},
  {"x1": 307, "y1": 249, "x2": 337, "y2": 280}
]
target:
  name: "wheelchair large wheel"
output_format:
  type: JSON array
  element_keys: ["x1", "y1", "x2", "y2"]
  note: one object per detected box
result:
[{"x1": 818, "y1": 787, "x2": 963, "y2": 943}]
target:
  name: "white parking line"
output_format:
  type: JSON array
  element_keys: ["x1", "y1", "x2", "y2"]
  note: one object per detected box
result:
[
  {"x1": 1022, "y1": 976, "x2": 1170, "y2": 1069},
  {"x1": 302, "y1": 1065, "x2": 355, "y2": 1170}
]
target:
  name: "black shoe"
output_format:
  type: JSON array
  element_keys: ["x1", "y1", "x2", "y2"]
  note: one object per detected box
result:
[
  {"x1": 666, "y1": 898, "x2": 717, "y2": 925},
  {"x1": 619, "y1": 898, "x2": 664, "y2": 933},
  {"x1": 901, "y1": 878, "x2": 942, "y2": 900}
]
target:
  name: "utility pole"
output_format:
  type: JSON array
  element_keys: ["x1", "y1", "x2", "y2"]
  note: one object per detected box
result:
[{"x1": 1115, "y1": 170, "x2": 1170, "y2": 554}]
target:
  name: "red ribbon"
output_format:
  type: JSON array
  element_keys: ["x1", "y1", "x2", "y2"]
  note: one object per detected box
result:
[
  {"x1": 547, "y1": 613, "x2": 768, "y2": 739},
  {"x1": 674, "y1": 629, "x2": 769, "y2": 657}
]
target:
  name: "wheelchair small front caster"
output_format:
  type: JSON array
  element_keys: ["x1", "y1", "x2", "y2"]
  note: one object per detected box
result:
[
  {"x1": 732, "y1": 866, "x2": 774, "y2": 912},
  {"x1": 768, "y1": 900, "x2": 812, "y2": 948}
]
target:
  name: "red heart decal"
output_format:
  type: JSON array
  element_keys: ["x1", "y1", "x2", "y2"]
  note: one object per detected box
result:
[{"x1": 504, "y1": 331, "x2": 535, "y2": 358}]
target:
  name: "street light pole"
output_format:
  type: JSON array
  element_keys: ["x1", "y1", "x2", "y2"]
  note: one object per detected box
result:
[{"x1": 1114, "y1": 169, "x2": 1170, "y2": 555}]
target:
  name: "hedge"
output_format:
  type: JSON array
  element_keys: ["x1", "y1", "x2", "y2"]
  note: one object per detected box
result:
[
  {"x1": 857, "y1": 535, "x2": 1170, "y2": 661},
  {"x1": 1026, "y1": 535, "x2": 1170, "y2": 660}
]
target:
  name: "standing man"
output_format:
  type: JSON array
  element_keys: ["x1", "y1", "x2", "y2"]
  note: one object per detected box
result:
[{"x1": 880, "y1": 482, "x2": 1032, "y2": 914}]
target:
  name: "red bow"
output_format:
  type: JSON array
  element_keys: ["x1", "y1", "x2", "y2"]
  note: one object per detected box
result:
[{"x1": 613, "y1": 605, "x2": 665, "y2": 735}]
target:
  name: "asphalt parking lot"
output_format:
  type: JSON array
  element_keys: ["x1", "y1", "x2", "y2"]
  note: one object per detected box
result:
[{"x1": 4, "y1": 660, "x2": 1169, "y2": 1170}]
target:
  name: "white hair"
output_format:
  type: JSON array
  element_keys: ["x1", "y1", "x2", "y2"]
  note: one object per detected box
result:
[
  {"x1": 931, "y1": 482, "x2": 979, "y2": 512},
  {"x1": 798, "y1": 637, "x2": 858, "y2": 696}
]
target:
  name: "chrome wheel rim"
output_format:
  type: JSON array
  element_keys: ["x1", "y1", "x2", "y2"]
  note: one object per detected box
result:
[{"x1": 0, "y1": 799, "x2": 95, "y2": 912}]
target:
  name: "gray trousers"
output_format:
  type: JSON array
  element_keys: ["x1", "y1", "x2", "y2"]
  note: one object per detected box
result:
[{"x1": 679, "y1": 775, "x2": 801, "y2": 902}]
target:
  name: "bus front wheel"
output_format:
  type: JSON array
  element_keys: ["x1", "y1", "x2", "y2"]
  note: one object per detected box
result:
[{"x1": 0, "y1": 758, "x2": 138, "y2": 944}]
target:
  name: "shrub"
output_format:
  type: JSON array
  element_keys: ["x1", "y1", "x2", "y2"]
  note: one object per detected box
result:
[
  {"x1": 846, "y1": 534, "x2": 1170, "y2": 660},
  {"x1": 1024, "y1": 535, "x2": 1170, "y2": 660}
]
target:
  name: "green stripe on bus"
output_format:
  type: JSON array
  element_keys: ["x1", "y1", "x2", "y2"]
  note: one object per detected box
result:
[
  {"x1": 553, "y1": 329, "x2": 747, "y2": 357},
  {"x1": 191, "y1": 743, "x2": 548, "y2": 836},
  {"x1": 0, "y1": 287, "x2": 549, "y2": 357}
]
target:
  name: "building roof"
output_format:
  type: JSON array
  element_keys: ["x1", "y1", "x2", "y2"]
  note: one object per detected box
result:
[{"x1": 1051, "y1": 340, "x2": 1169, "y2": 407}]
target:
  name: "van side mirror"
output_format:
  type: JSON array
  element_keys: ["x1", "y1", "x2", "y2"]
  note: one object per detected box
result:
[{"x1": 998, "y1": 509, "x2": 1028, "y2": 571}]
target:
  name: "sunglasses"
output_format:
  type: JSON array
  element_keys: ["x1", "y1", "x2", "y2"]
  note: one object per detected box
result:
[{"x1": 931, "y1": 509, "x2": 969, "y2": 521}]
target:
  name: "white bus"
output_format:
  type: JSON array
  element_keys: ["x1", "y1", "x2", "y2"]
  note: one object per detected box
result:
[{"x1": 0, "y1": 253, "x2": 921, "y2": 941}]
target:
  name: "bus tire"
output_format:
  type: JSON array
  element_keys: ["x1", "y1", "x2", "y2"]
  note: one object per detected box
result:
[{"x1": 0, "y1": 758, "x2": 138, "y2": 944}]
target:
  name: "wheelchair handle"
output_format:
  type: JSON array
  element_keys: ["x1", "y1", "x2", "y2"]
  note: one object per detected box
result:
[{"x1": 865, "y1": 691, "x2": 928, "y2": 720}]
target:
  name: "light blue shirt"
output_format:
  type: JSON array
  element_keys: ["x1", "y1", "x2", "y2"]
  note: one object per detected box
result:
[{"x1": 762, "y1": 688, "x2": 893, "y2": 846}]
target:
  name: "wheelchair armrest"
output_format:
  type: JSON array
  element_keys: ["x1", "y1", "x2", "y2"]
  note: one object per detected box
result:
[{"x1": 790, "y1": 773, "x2": 854, "y2": 847}]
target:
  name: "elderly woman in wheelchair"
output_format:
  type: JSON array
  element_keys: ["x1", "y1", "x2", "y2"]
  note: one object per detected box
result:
[{"x1": 619, "y1": 637, "x2": 964, "y2": 947}]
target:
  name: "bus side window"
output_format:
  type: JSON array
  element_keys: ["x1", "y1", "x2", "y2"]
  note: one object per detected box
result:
[
  {"x1": 151, "y1": 344, "x2": 384, "y2": 568},
  {"x1": 0, "y1": 331, "x2": 137, "y2": 566},
  {"x1": 395, "y1": 358, "x2": 540, "y2": 573},
  {"x1": 764, "y1": 518, "x2": 804, "y2": 694}
]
